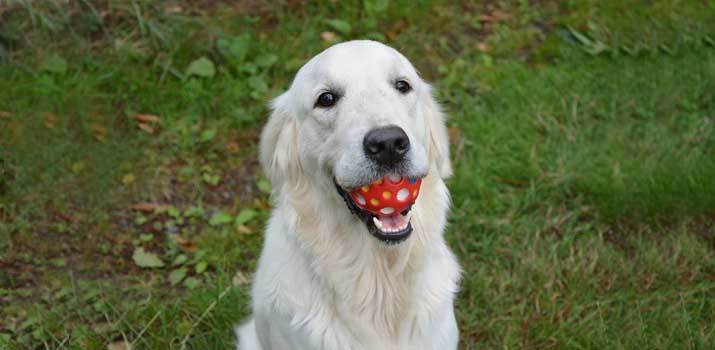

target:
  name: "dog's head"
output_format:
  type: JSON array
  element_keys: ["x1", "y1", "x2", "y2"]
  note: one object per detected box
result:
[{"x1": 260, "y1": 40, "x2": 450, "y2": 244}]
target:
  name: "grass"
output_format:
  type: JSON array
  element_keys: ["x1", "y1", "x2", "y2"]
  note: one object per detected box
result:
[{"x1": 1, "y1": 0, "x2": 714, "y2": 349}]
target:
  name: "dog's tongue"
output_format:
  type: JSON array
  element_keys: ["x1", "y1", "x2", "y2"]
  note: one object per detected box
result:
[
  {"x1": 378, "y1": 214, "x2": 409, "y2": 231},
  {"x1": 349, "y1": 175, "x2": 422, "y2": 217}
]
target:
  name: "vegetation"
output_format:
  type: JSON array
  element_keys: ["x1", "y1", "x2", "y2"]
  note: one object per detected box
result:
[{"x1": 1, "y1": 0, "x2": 714, "y2": 348}]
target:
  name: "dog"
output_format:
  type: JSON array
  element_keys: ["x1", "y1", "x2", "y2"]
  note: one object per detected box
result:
[{"x1": 236, "y1": 40, "x2": 461, "y2": 350}]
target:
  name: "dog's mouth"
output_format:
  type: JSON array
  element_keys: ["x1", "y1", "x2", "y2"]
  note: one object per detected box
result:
[{"x1": 334, "y1": 179, "x2": 416, "y2": 244}]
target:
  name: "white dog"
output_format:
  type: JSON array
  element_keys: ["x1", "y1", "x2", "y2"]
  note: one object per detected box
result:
[{"x1": 236, "y1": 40, "x2": 461, "y2": 350}]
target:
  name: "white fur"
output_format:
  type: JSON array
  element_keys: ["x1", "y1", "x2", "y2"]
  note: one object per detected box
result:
[{"x1": 236, "y1": 40, "x2": 461, "y2": 350}]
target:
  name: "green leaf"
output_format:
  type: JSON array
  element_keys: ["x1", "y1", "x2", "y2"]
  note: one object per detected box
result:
[
  {"x1": 199, "y1": 129, "x2": 217, "y2": 142},
  {"x1": 49, "y1": 258, "x2": 66, "y2": 267},
  {"x1": 135, "y1": 214, "x2": 147, "y2": 225},
  {"x1": 239, "y1": 62, "x2": 258, "y2": 75},
  {"x1": 234, "y1": 208, "x2": 257, "y2": 226},
  {"x1": 217, "y1": 34, "x2": 252, "y2": 64},
  {"x1": 173, "y1": 254, "x2": 188, "y2": 266},
  {"x1": 186, "y1": 57, "x2": 216, "y2": 78},
  {"x1": 184, "y1": 206, "x2": 204, "y2": 218},
  {"x1": 132, "y1": 247, "x2": 164, "y2": 268},
  {"x1": 323, "y1": 19, "x2": 351, "y2": 35},
  {"x1": 169, "y1": 268, "x2": 188, "y2": 285},
  {"x1": 209, "y1": 212, "x2": 233, "y2": 226},
  {"x1": 140, "y1": 233, "x2": 154, "y2": 242},
  {"x1": 183, "y1": 277, "x2": 201, "y2": 289},
  {"x1": 167, "y1": 206, "x2": 181, "y2": 218},
  {"x1": 195, "y1": 261, "x2": 208, "y2": 274},
  {"x1": 364, "y1": 0, "x2": 389, "y2": 14},
  {"x1": 255, "y1": 53, "x2": 278, "y2": 68},
  {"x1": 248, "y1": 75, "x2": 269, "y2": 93},
  {"x1": 257, "y1": 179, "x2": 272, "y2": 194},
  {"x1": 40, "y1": 54, "x2": 67, "y2": 74},
  {"x1": 202, "y1": 173, "x2": 220, "y2": 186}
]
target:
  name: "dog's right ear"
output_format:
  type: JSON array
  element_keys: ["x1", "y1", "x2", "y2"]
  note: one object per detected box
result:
[{"x1": 259, "y1": 92, "x2": 302, "y2": 189}]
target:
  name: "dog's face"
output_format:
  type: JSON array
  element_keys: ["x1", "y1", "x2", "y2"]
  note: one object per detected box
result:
[{"x1": 260, "y1": 40, "x2": 451, "y2": 244}]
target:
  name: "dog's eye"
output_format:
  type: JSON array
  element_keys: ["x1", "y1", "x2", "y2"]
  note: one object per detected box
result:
[
  {"x1": 395, "y1": 80, "x2": 412, "y2": 94},
  {"x1": 315, "y1": 92, "x2": 338, "y2": 108}
]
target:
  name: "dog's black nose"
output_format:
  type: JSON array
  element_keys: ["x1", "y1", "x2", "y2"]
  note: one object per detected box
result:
[{"x1": 363, "y1": 126, "x2": 410, "y2": 166}]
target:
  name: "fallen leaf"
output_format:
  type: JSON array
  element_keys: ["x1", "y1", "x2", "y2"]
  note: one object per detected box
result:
[
  {"x1": 122, "y1": 173, "x2": 136, "y2": 186},
  {"x1": 137, "y1": 123, "x2": 154, "y2": 134},
  {"x1": 448, "y1": 126, "x2": 461, "y2": 143},
  {"x1": 386, "y1": 19, "x2": 407, "y2": 41},
  {"x1": 43, "y1": 112, "x2": 58, "y2": 129},
  {"x1": 0, "y1": 111, "x2": 13, "y2": 118},
  {"x1": 476, "y1": 42, "x2": 492, "y2": 52},
  {"x1": 392, "y1": 19, "x2": 407, "y2": 32},
  {"x1": 132, "y1": 113, "x2": 161, "y2": 124},
  {"x1": 173, "y1": 236, "x2": 196, "y2": 252},
  {"x1": 226, "y1": 141, "x2": 240, "y2": 153},
  {"x1": 321, "y1": 31, "x2": 337, "y2": 42},
  {"x1": 496, "y1": 177, "x2": 527, "y2": 187},
  {"x1": 492, "y1": 10, "x2": 512, "y2": 20},
  {"x1": 164, "y1": 4, "x2": 182, "y2": 14},
  {"x1": 232, "y1": 271, "x2": 249, "y2": 286},
  {"x1": 91, "y1": 123, "x2": 107, "y2": 141},
  {"x1": 479, "y1": 10, "x2": 511, "y2": 23},
  {"x1": 107, "y1": 340, "x2": 131, "y2": 350},
  {"x1": 130, "y1": 202, "x2": 165, "y2": 212},
  {"x1": 237, "y1": 224, "x2": 254, "y2": 234},
  {"x1": 132, "y1": 247, "x2": 164, "y2": 268}
]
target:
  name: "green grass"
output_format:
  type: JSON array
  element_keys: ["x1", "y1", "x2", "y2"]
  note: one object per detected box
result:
[{"x1": 1, "y1": 0, "x2": 715, "y2": 349}]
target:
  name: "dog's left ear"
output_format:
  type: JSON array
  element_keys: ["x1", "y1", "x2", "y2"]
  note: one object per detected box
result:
[{"x1": 418, "y1": 83, "x2": 452, "y2": 178}]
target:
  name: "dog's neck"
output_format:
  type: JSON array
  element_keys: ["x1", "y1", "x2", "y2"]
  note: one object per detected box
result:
[{"x1": 277, "y1": 172, "x2": 450, "y2": 339}]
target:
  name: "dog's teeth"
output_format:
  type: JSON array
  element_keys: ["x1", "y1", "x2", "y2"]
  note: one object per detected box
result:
[{"x1": 373, "y1": 217, "x2": 383, "y2": 230}]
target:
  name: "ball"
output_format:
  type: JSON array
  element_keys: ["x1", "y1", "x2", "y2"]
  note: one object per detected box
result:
[{"x1": 348, "y1": 175, "x2": 422, "y2": 216}]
